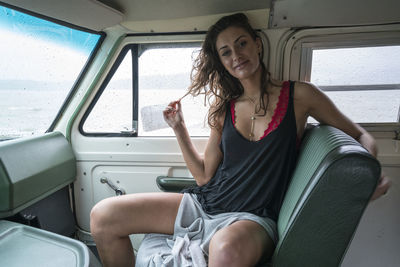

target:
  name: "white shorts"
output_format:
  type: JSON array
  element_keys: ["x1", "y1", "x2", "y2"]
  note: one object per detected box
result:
[{"x1": 136, "y1": 193, "x2": 277, "y2": 267}]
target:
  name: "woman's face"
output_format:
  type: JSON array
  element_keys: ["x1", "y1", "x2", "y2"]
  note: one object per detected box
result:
[{"x1": 215, "y1": 26, "x2": 262, "y2": 81}]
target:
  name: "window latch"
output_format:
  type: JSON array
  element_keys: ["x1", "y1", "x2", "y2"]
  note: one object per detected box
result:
[
  {"x1": 120, "y1": 120, "x2": 138, "y2": 136},
  {"x1": 100, "y1": 177, "x2": 126, "y2": 196}
]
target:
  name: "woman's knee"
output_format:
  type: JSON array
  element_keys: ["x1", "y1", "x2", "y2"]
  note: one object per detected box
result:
[
  {"x1": 90, "y1": 197, "x2": 120, "y2": 238},
  {"x1": 208, "y1": 221, "x2": 272, "y2": 267},
  {"x1": 209, "y1": 230, "x2": 246, "y2": 266}
]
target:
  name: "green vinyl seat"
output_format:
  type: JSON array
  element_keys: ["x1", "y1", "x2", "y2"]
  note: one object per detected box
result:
[{"x1": 271, "y1": 125, "x2": 380, "y2": 267}]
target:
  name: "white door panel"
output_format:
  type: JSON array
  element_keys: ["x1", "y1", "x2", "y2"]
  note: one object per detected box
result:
[
  {"x1": 91, "y1": 165, "x2": 193, "y2": 201},
  {"x1": 72, "y1": 136, "x2": 206, "y2": 233},
  {"x1": 92, "y1": 165, "x2": 168, "y2": 198},
  {"x1": 73, "y1": 151, "x2": 198, "y2": 252}
]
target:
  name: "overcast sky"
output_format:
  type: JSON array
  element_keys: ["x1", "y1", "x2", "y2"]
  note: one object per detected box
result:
[{"x1": 0, "y1": 5, "x2": 100, "y2": 82}]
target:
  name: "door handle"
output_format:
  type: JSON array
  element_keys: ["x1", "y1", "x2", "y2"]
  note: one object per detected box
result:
[
  {"x1": 100, "y1": 177, "x2": 126, "y2": 196},
  {"x1": 156, "y1": 176, "x2": 197, "y2": 192}
]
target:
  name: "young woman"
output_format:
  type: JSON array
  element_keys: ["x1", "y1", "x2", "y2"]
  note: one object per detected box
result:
[{"x1": 90, "y1": 13, "x2": 391, "y2": 267}]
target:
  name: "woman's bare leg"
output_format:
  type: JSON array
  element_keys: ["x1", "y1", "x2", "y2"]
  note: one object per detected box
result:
[
  {"x1": 90, "y1": 192, "x2": 183, "y2": 267},
  {"x1": 208, "y1": 220, "x2": 275, "y2": 267}
]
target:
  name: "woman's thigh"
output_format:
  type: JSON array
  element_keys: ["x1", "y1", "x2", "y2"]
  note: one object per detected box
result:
[
  {"x1": 208, "y1": 219, "x2": 275, "y2": 267},
  {"x1": 91, "y1": 192, "x2": 183, "y2": 237}
]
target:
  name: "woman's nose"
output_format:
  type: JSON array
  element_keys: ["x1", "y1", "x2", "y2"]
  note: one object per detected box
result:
[{"x1": 231, "y1": 48, "x2": 241, "y2": 61}]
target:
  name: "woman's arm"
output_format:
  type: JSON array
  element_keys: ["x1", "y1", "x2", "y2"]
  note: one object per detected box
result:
[
  {"x1": 163, "y1": 100, "x2": 223, "y2": 186},
  {"x1": 295, "y1": 82, "x2": 391, "y2": 200}
]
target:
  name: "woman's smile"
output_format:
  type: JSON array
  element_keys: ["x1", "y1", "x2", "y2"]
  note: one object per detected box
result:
[{"x1": 233, "y1": 60, "x2": 250, "y2": 70}]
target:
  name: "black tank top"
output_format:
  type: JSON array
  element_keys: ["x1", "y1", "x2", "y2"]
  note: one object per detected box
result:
[{"x1": 185, "y1": 81, "x2": 297, "y2": 220}]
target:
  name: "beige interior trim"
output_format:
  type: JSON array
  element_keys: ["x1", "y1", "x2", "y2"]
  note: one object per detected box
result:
[{"x1": 120, "y1": 9, "x2": 270, "y2": 33}]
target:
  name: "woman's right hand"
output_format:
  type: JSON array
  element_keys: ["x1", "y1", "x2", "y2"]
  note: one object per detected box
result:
[{"x1": 163, "y1": 100, "x2": 185, "y2": 130}]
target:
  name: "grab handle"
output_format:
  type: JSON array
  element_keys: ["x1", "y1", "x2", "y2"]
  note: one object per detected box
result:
[{"x1": 156, "y1": 176, "x2": 197, "y2": 192}]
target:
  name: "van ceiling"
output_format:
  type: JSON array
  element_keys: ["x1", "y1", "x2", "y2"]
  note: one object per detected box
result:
[
  {"x1": 98, "y1": 0, "x2": 270, "y2": 21},
  {"x1": 1, "y1": 0, "x2": 400, "y2": 32},
  {"x1": 271, "y1": 0, "x2": 400, "y2": 29},
  {"x1": 0, "y1": 0, "x2": 270, "y2": 32}
]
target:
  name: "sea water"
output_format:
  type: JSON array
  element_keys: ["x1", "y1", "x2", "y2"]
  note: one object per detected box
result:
[{"x1": 0, "y1": 88, "x2": 399, "y2": 140}]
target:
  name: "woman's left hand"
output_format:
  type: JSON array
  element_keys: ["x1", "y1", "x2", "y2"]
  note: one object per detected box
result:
[{"x1": 370, "y1": 174, "x2": 392, "y2": 201}]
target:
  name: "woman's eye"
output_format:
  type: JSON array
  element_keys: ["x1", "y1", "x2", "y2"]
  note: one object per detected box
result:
[
  {"x1": 221, "y1": 50, "x2": 230, "y2": 57},
  {"x1": 239, "y1": 41, "x2": 247, "y2": 47}
]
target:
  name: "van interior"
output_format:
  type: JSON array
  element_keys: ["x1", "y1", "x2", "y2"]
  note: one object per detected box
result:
[{"x1": 0, "y1": 0, "x2": 399, "y2": 266}]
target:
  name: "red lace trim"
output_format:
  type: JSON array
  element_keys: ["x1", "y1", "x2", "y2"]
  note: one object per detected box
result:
[
  {"x1": 230, "y1": 99, "x2": 236, "y2": 125},
  {"x1": 260, "y1": 81, "x2": 290, "y2": 139},
  {"x1": 230, "y1": 81, "x2": 290, "y2": 141}
]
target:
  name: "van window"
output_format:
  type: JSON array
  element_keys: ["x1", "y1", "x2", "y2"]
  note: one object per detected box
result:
[
  {"x1": 83, "y1": 49, "x2": 133, "y2": 133},
  {"x1": 308, "y1": 45, "x2": 400, "y2": 123},
  {"x1": 138, "y1": 45, "x2": 208, "y2": 136},
  {"x1": 82, "y1": 43, "x2": 209, "y2": 137},
  {"x1": 0, "y1": 5, "x2": 101, "y2": 140}
]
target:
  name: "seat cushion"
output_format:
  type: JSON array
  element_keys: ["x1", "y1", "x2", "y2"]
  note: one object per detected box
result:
[{"x1": 0, "y1": 220, "x2": 89, "y2": 267}]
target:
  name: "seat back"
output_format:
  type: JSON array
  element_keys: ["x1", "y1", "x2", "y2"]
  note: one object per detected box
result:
[{"x1": 272, "y1": 126, "x2": 380, "y2": 267}]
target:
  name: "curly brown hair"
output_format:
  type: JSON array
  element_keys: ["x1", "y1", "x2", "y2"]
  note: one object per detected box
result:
[{"x1": 188, "y1": 13, "x2": 271, "y2": 131}]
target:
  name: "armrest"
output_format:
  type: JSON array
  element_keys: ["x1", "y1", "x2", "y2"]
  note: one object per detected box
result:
[
  {"x1": 0, "y1": 132, "x2": 76, "y2": 218},
  {"x1": 272, "y1": 126, "x2": 380, "y2": 267}
]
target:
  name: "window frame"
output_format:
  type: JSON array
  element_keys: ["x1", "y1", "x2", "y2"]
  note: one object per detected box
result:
[
  {"x1": 300, "y1": 40, "x2": 400, "y2": 92},
  {"x1": 79, "y1": 33, "x2": 205, "y2": 137},
  {"x1": 283, "y1": 24, "x2": 400, "y2": 131},
  {"x1": 79, "y1": 44, "x2": 138, "y2": 137}
]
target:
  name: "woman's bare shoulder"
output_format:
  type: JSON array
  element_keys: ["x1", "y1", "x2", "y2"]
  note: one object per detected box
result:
[
  {"x1": 292, "y1": 81, "x2": 321, "y2": 100},
  {"x1": 291, "y1": 81, "x2": 324, "y2": 117}
]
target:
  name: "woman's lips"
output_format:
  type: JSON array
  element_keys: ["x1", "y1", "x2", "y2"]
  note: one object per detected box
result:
[{"x1": 234, "y1": 60, "x2": 249, "y2": 70}]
